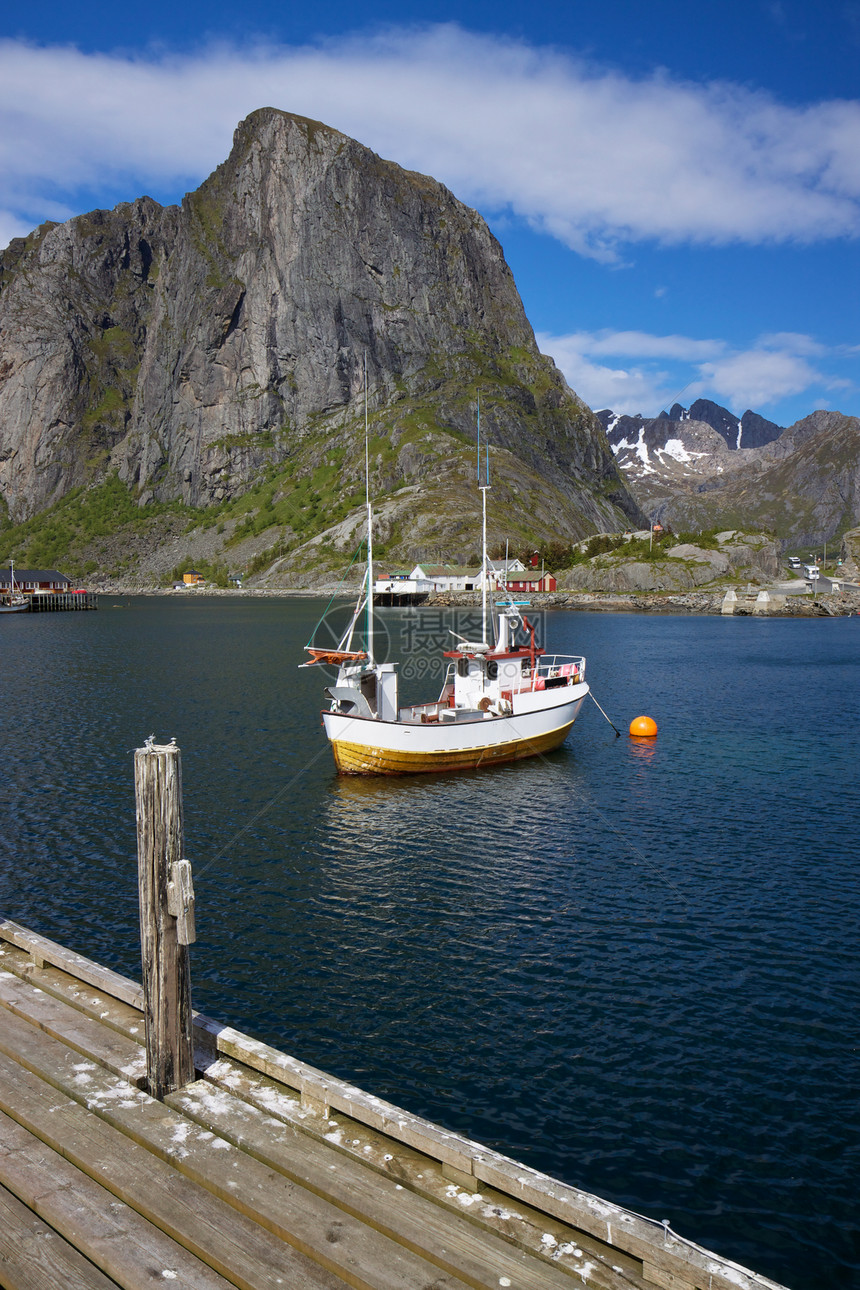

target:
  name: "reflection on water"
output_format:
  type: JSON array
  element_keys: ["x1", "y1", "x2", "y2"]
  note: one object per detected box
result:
[{"x1": 1, "y1": 599, "x2": 858, "y2": 1290}]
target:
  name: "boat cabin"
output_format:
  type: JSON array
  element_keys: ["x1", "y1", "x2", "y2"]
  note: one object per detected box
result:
[{"x1": 326, "y1": 662, "x2": 399, "y2": 722}]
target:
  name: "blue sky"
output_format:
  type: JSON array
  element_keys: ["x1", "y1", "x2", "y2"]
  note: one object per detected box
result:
[{"x1": 2, "y1": 0, "x2": 858, "y2": 426}]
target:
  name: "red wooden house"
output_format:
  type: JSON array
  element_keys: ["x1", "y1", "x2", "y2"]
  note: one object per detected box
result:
[{"x1": 503, "y1": 571, "x2": 557, "y2": 593}]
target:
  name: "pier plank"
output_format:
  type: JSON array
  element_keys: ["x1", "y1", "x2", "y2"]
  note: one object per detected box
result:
[
  {"x1": 0, "y1": 967, "x2": 147, "y2": 1085},
  {"x1": 0, "y1": 1110, "x2": 236, "y2": 1290},
  {"x1": 0, "y1": 924, "x2": 785, "y2": 1290},
  {"x1": 0, "y1": 947, "x2": 679, "y2": 1289},
  {"x1": 197, "y1": 1055, "x2": 646, "y2": 1286},
  {"x1": 0, "y1": 1182, "x2": 120, "y2": 1290},
  {"x1": 168, "y1": 1078, "x2": 598, "y2": 1290},
  {"x1": 0, "y1": 942, "x2": 147, "y2": 1043},
  {"x1": 0, "y1": 1050, "x2": 348, "y2": 1290},
  {"x1": 0, "y1": 921, "x2": 143, "y2": 1010},
  {"x1": 0, "y1": 948, "x2": 643, "y2": 1288},
  {"x1": 0, "y1": 1022, "x2": 472, "y2": 1290},
  {"x1": 188, "y1": 1022, "x2": 769, "y2": 1290},
  {"x1": 193, "y1": 1014, "x2": 483, "y2": 1175}
]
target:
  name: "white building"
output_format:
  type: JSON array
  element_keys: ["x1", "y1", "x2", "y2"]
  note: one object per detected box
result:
[{"x1": 374, "y1": 558, "x2": 530, "y2": 596}]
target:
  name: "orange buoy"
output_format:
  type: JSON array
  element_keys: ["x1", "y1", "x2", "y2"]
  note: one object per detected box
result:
[{"x1": 629, "y1": 715, "x2": 658, "y2": 738}]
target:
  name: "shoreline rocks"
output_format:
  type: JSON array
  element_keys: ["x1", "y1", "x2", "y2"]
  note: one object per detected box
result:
[
  {"x1": 92, "y1": 582, "x2": 858, "y2": 617},
  {"x1": 425, "y1": 589, "x2": 860, "y2": 616}
]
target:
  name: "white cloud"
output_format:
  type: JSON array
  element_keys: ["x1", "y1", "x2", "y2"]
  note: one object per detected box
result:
[
  {"x1": 563, "y1": 330, "x2": 725, "y2": 362},
  {"x1": 756, "y1": 332, "x2": 828, "y2": 357},
  {"x1": 0, "y1": 210, "x2": 34, "y2": 247},
  {"x1": 0, "y1": 27, "x2": 859, "y2": 257},
  {"x1": 539, "y1": 328, "x2": 846, "y2": 415},
  {"x1": 537, "y1": 333, "x2": 678, "y2": 414},
  {"x1": 692, "y1": 349, "x2": 820, "y2": 410}
]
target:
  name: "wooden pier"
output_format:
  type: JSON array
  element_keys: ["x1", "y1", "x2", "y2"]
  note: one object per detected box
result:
[
  {"x1": 26, "y1": 592, "x2": 98, "y2": 612},
  {"x1": 373, "y1": 591, "x2": 429, "y2": 607},
  {"x1": 0, "y1": 741, "x2": 787, "y2": 1290}
]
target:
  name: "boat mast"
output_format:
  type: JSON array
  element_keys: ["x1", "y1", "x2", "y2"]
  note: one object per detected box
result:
[
  {"x1": 364, "y1": 352, "x2": 374, "y2": 665},
  {"x1": 478, "y1": 399, "x2": 490, "y2": 646}
]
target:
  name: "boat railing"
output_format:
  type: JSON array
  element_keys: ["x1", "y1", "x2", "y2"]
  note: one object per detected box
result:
[
  {"x1": 521, "y1": 654, "x2": 586, "y2": 691},
  {"x1": 438, "y1": 662, "x2": 457, "y2": 699}
]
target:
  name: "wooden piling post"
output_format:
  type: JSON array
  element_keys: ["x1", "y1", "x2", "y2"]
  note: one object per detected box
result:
[{"x1": 134, "y1": 737, "x2": 195, "y2": 1099}]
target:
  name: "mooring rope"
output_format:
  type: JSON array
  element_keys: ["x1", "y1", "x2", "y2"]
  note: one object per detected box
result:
[{"x1": 588, "y1": 689, "x2": 622, "y2": 736}]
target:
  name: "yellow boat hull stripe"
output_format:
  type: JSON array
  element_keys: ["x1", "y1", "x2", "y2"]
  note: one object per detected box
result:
[{"x1": 330, "y1": 720, "x2": 576, "y2": 775}]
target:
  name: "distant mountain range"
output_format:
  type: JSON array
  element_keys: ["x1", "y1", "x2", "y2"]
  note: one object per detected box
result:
[
  {"x1": 598, "y1": 398, "x2": 784, "y2": 451},
  {"x1": 596, "y1": 400, "x2": 860, "y2": 547}
]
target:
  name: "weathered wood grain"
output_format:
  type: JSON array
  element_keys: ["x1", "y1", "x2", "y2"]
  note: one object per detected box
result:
[
  {"x1": 190, "y1": 1018, "x2": 755, "y2": 1289},
  {"x1": 196, "y1": 1056, "x2": 646, "y2": 1286},
  {"x1": 0, "y1": 919, "x2": 144, "y2": 1010},
  {"x1": 0, "y1": 1109, "x2": 236, "y2": 1290},
  {"x1": 0, "y1": 923, "x2": 784, "y2": 1290},
  {"x1": 0, "y1": 966, "x2": 147, "y2": 1085},
  {"x1": 168, "y1": 1078, "x2": 597, "y2": 1290},
  {"x1": 0, "y1": 1181, "x2": 121, "y2": 1290},
  {"x1": 0, "y1": 1025, "x2": 471, "y2": 1290},
  {"x1": 134, "y1": 741, "x2": 194, "y2": 1098},
  {"x1": 642, "y1": 1262, "x2": 700, "y2": 1289},
  {"x1": 2, "y1": 959, "x2": 637, "y2": 1284},
  {"x1": 0, "y1": 942, "x2": 146, "y2": 1044},
  {"x1": 193, "y1": 1013, "x2": 481, "y2": 1173},
  {"x1": 0, "y1": 1048, "x2": 347, "y2": 1290}
]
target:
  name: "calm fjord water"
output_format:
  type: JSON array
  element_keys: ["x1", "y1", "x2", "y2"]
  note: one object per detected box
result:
[{"x1": 1, "y1": 597, "x2": 858, "y2": 1289}]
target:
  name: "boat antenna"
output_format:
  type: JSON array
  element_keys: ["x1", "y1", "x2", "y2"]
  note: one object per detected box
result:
[
  {"x1": 477, "y1": 398, "x2": 481, "y2": 482},
  {"x1": 364, "y1": 351, "x2": 374, "y2": 664}
]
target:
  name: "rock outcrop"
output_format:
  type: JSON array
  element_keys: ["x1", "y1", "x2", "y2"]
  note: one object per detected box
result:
[
  {"x1": 0, "y1": 108, "x2": 642, "y2": 547},
  {"x1": 839, "y1": 525, "x2": 860, "y2": 581},
  {"x1": 558, "y1": 531, "x2": 781, "y2": 593}
]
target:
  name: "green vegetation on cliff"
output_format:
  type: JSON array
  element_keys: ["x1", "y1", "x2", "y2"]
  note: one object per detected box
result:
[{"x1": 0, "y1": 475, "x2": 190, "y2": 578}]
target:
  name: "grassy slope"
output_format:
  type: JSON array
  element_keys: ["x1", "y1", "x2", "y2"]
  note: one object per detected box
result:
[{"x1": 0, "y1": 396, "x2": 616, "y2": 585}]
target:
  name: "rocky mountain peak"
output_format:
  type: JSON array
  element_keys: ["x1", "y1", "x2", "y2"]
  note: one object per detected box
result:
[{"x1": 0, "y1": 108, "x2": 643, "y2": 564}]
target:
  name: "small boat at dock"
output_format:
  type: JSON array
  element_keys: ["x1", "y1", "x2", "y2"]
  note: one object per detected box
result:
[{"x1": 0, "y1": 560, "x2": 29, "y2": 614}]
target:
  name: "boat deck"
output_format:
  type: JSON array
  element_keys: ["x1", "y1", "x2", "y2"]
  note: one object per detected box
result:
[{"x1": 0, "y1": 918, "x2": 784, "y2": 1290}]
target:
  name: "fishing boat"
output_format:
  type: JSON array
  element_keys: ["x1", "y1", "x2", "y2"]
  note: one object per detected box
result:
[
  {"x1": 0, "y1": 560, "x2": 29, "y2": 614},
  {"x1": 302, "y1": 375, "x2": 589, "y2": 775}
]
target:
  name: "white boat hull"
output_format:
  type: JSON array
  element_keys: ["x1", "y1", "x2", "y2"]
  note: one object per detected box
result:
[{"x1": 323, "y1": 684, "x2": 588, "y2": 774}]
